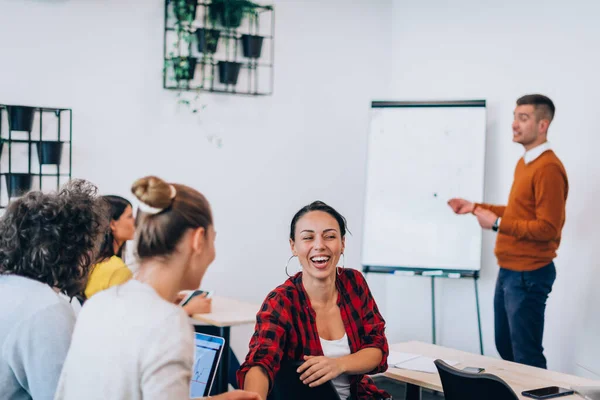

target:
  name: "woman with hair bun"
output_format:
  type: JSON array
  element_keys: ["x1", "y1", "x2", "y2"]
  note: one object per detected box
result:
[{"x1": 56, "y1": 176, "x2": 259, "y2": 400}]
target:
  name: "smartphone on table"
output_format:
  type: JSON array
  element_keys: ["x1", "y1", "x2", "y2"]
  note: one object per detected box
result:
[
  {"x1": 522, "y1": 386, "x2": 575, "y2": 399},
  {"x1": 179, "y1": 290, "x2": 214, "y2": 307}
]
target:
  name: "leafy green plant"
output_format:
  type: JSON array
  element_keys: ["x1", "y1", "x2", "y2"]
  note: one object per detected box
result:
[
  {"x1": 172, "y1": 0, "x2": 197, "y2": 25},
  {"x1": 164, "y1": 0, "x2": 205, "y2": 113},
  {"x1": 208, "y1": 0, "x2": 271, "y2": 29}
]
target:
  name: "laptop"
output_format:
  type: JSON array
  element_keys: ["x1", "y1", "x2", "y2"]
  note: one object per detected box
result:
[
  {"x1": 189, "y1": 332, "x2": 225, "y2": 398},
  {"x1": 572, "y1": 387, "x2": 600, "y2": 400},
  {"x1": 268, "y1": 360, "x2": 341, "y2": 400}
]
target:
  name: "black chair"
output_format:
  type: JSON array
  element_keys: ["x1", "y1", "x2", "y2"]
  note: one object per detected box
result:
[
  {"x1": 434, "y1": 359, "x2": 519, "y2": 400},
  {"x1": 267, "y1": 361, "x2": 341, "y2": 400}
]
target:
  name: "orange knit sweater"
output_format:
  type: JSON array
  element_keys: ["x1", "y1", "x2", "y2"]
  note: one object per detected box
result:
[{"x1": 476, "y1": 150, "x2": 568, "y2": 271}]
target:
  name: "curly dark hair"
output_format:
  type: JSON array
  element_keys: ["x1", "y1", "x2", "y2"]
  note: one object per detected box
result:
[{"x1": 0, "y1": 179, "x2": 109, "y2": 297}]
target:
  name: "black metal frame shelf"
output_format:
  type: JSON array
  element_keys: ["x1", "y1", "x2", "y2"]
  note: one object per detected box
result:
[
  {"x1": 0, "y1": 104, "x2": 73, "y2": 208},
  {"x1": 163, "y1": 0, "x2": 275, "y2": 96}
]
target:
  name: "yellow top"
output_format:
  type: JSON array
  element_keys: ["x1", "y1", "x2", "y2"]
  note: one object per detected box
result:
[{"x1": 84, "y1": 256, "x2": 133, "y2": 299}]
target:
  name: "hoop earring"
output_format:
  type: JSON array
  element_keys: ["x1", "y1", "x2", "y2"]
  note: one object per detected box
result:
[
  {"x1": 285, "y1": 255, "x2": 297, "y2": 277},
  {"x1": 337, "y1": 253, "x2": 345, "y2": 276}
]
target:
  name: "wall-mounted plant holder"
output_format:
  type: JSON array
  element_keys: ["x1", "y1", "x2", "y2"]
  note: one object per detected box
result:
[
  {"x1": 36, "y1": 141, "x2": 64, "y2": 165},
  {"x1": 7, "y1": 106, "x2": 35, "y2": 132},
  {"x1": 0, "y1": 104, "x2": 73, "y2": 208},
  {"x1": 163, "y1": 0, "x2": 275, "y2": 96},
  {"x1": 5, "y1": 173, "x2": 32, "y2": 198}
]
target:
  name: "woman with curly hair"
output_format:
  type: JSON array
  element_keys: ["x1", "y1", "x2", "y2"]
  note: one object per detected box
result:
[
  {"x1": 56, "y1": 176, "x2": 258, "y2": 400},
  {"x1": 0, "y1": 180, "x2": 108, "y2": 400}
]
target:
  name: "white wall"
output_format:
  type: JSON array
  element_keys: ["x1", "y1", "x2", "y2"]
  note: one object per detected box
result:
[
  {"x1": 0, "y1": 0, "x2": 393, "y2": 358},
  {"x1": 383, "y1": 0, "x2": 600, "y2": 376}
]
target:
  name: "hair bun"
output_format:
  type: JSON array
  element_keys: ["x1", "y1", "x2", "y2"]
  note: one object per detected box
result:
[{"x1": 131, "y1": 176, "x2": 176, "y2": 211}]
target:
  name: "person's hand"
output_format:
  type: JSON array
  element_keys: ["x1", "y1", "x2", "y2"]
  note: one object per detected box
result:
[
  {"x1": 448, "y1": 198, "x2": 475, "y2": 214},
  {"x1": 183, "y1": 293, "x2": 212, "y2": 315},
  {"x1": 474, "y1": 207, "x2": 498, "y2": 230},
  {"x1": 209, "y1": 390, "x2": 262, "y2": 400},
  {"x1": 174, "y1": 292, "x2": 187, "y2": 304},
  {"x1": 297, "y1": 355, "x2": 344, "y2": 388}
]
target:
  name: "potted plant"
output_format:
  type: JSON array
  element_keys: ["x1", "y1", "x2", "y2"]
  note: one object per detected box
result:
[
  {"x1": 240, "y1": 9, "x2": 265, "y2": 58},
  {"x1": 218, "y1": 61, "x2": 242, "y2": 85},
  {"x1": 208, "y1": 0, "x2": 270, "y2": 29},
  {"x1": 196, "y1": 28, "x2": 221, "y2": 53},
  {"x1": 171, "y1": 56, "x2": 198, "y2": 81},
  {"x1": 171, "y1": 0, "x2": 197, "y2": 24},
  {"x1": 5, "y1": 173, "x2": 32, "y2": 198},
  {"x1": 7, "y1": 105, "x2": 35, "y2": 132},
  {"x1": 36, "y1": 141, "x2": 64, "y2": 165}
]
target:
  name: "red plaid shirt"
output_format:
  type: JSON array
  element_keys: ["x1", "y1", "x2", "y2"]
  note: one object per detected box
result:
[{"x1": 237, "y1": 268, "x2": 390, "y2": 400}]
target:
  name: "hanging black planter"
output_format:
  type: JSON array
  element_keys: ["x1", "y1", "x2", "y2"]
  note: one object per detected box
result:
[
  {"x1": 173, "y1": 57, "x2": 197, "y2": 81},
  {"x1": 5, "y1": 173, "x2": 32, "y2": 198},
  {"x1": 36, "y1": 141, "x2": 64, "y2": 165},
  {"x1": 196, "y1": 28, "x2": 221, "y2": 54},
  {"x1": 218, "y1": 61, "x2": 242, "y2": 85},
  {"x1": 7, "y1": 106, "x2": 35, "y2": 132},
  {"x1": 208, "y1": 0, "x2": 246, "y2": 29},
  {"x1": 241, "y1": 34, "x2": 264, "y2": 58}
]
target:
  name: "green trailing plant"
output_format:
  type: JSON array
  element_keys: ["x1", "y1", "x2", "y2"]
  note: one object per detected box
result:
[
  {"x1": 208, "y1": 0, "x2": 271, "y2": 29},
  {"x1": 164, "y1": 0, "x2": 204, "y2": 113},
  {"x1": 172, "y1": 0, "x2": 197, "y2": 25}
]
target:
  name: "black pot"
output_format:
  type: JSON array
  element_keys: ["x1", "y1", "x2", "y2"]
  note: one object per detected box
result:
[
  {"x1": 5, "y1": 173, "x2": 32, "y2": 198},
  {"x1": 36, "y1": 141, "x2": 64, "y2": 165},
  {"x1": 196, "y1": 28, "x2": 221, "y2": 54},
  {"x1": 241, "y1": 34, "x2": 264, "y2": 58},
  {"x1": 218, "y1": 61, "x2": 242, "y2": 85},
  {"x1": 208, "y1": 2, "x2": 245, "y2": 29},
  {"x1": 172, "y1": 0, "x2": 197, "y2": 22},
  {"x1": 7, "y1": 106, "x2": 35, "y2": 132},
  {"x1": 173, "y1": 57, "x2": 197, "y2": 81}
]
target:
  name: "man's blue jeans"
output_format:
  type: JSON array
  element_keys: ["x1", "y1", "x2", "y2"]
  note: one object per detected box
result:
[{"x1": 494, "y1": 262, "x2": 556, "y2": 369}]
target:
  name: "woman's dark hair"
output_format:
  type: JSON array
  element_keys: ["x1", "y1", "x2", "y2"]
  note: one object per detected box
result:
[
  {"x1": 290, "y1": 201, "x2": 348, "y2": 241},
  {"x1": 96, "y1": 195, "x2": 132, "y2": 262},
  {"x1": 131, "y1": 176, "x2": 212, "y2": 260},
  {"x1": 0, "y1": 180, "x2": 109, "y2": 297}
]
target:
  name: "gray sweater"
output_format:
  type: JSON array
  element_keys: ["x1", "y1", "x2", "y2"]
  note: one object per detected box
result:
[{"x1": 0, "y1": 275, "x2": 75, "y2": 400}]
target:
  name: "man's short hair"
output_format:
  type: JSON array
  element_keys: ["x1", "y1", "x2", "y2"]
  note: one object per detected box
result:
[{"x1": 517, "y1": 94, "x2": 555, "y2": 123}]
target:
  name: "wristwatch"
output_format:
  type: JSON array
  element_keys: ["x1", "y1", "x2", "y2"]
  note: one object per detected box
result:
[{"x1": 492, "y1": 217, "x2": 501, "y2": 232}]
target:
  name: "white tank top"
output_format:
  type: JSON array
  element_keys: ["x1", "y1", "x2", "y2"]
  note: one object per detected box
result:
[{"x1": 319, "y1": 333, "x2": 351, "y2": 400}]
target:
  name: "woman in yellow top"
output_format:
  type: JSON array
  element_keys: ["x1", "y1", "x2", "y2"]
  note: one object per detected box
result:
[
  {"x1": 83, "y1": 196, "x2": 213, "y2": 315},
  {"x1": 84, "y1": 196, "x2": 135, "y2": 298}
]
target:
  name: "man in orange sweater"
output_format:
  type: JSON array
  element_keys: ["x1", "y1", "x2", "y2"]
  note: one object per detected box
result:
[{"x1": 448, "y1": 94, "x2": 568, "y2": 369}]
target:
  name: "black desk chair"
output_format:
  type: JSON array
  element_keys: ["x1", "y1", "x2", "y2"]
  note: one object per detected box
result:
[
  {"x1": 267, "y1": 361, "x2": 341, "y2": 400},
  {"x1": 434, "y1": 359, "x2": 519, "y2": 400}
]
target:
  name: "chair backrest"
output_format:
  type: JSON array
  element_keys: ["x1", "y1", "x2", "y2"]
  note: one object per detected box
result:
[
  {"x1": 267, "y1": 361, "x2": 341, "y2": 400},
  {"x1": 434, "y1": 359, "x2": 519, "y2": 400}
]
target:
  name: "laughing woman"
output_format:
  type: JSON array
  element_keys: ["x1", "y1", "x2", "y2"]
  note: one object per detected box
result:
[{"x1": 238, "y1": 201, "x2": 391, "y2": 400}]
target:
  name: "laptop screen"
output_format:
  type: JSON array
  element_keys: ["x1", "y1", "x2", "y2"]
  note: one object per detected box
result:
[{"x1": 190, "y1": 332, "x2": 225, "y2": 398}]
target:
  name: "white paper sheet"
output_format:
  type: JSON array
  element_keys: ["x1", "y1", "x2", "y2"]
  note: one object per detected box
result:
[
  {"x1": 388, "y1": 352, "x2": 420, "y2": 366},
  {"x1": 389, "y1": 352, "x2": 459, "y2": 374}
]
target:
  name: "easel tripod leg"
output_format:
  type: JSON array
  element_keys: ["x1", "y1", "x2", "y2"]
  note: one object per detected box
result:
[{"x1": 474, "y1": 277, "x2": 484, "y2": 355}]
